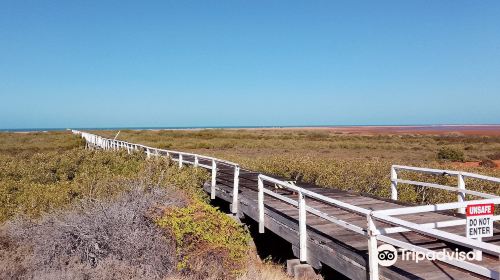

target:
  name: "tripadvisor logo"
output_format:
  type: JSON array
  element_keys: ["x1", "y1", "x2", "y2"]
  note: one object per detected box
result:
[
  {"x1": 377, "y1": 244, "x2": 398, "y2": 267},
  {"x1": 376, "y1": 244, "x2": 481, "y2": 267}
]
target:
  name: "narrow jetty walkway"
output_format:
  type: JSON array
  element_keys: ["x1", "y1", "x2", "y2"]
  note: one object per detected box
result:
[{"x1": 74, "y1": 130, "x2": 500, "y2": 280}]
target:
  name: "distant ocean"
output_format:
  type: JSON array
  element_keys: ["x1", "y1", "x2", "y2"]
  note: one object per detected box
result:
[
  {"x1": 1, "y1": 124, "x2": 499, "y2": 133},
  {"x1": 0, "y1": 125, "x2": 337, "y2": 132}
]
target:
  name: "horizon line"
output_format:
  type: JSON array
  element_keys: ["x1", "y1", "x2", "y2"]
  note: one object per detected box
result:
[{"x1": 1, "y1": 123, "x2": 500, "y2": 132}]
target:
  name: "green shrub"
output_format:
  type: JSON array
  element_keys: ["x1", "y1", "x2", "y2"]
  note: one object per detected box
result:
[
  {"x1": 157, "y1": 200, "x2": 250, "y2": 279},
  {"x1": 437, "y1": 147, "x2": 465, "y2": 162},
  {"x1": 0, "y1": 147, "x2": 211, "y2": 222}
]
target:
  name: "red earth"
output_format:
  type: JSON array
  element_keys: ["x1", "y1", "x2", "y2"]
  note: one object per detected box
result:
[
  {"x1": 451, "y1": 160, "x2": 500, "y2": 170},
  {"x1": 291, "y1": 125, "x2": 500, "y2": 136}
]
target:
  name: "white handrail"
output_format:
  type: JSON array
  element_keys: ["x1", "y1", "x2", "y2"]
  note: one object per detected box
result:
[{"x1": 390, "y1": 164, "x2": 500, "y2": 214}]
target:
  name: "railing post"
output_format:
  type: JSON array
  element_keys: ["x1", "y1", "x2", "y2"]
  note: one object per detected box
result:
[
  {"x1": 298, "y1": 191, "x2": 307, "y2": 263},
  {"x1": 232, "y1": 165, "x2": 240, "y2": 214},
  {"x1": 178, "y1": 154, "x2": 183, "y2": 168},
  {"x1": 127, "y1": 144, "x2": 131, "y2": 154},
  {"x1": 258, "y1": 176, "x2": 265, "y2": 233},
  {"x1": 457, "y1": 173, "x2": 466, "y2": 214},
  {"x1": 146, "y1": 148, "x2": 151, "y2": 159},
  {"x1": 367, "y1": 212, "x2": 380, "y2": 280},
  {"x1": 211, "y1": 160, "x2": 217, "y2": 199},
  {"x1": 390, "y1": 166, "x2": 398, "y2": 200},
  {"x1": 474, "y1": 237, "x2": 483, "y2": 261},
  {"x1": 194, "y1": 156, "x2": 199, "y2": 167}
]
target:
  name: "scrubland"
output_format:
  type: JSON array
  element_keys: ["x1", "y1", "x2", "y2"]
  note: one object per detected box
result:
[
  {"x1": 0, "y1": 132, "x2": 292, "y2": 280},
  {"x1": 95, "y1": 129, "x2": 500, "y2": 205},
  {"x1": 1, "y1": 128, "x2": 499, "y2": 279}
]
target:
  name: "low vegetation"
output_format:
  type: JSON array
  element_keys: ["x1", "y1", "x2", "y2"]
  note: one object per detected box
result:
[
  {"x1": 1, "y1": 187, "x2": 181, "y2": 280},
  {"x1": 93, "y1": 128, "x2": 500, "y2": 163},
  {"x1": 158, "y1": 200, "x2": 251, "y2": 278},
  {"x1": 99, "y1": 128, "x2": 500, "y2": 205},
  {"x1": 437, "y1": 147, "x2": 465, "y2": 162},
  {"x1": 0, "y1": 132, "x2": 290, "y2": 280},
  {"x1": 2, "y1": 129, "x2": 498, "y2": 279}
]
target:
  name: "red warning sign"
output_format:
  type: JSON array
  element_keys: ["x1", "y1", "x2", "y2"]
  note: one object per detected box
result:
[
  {"x1": 466, "y1": 203, "x2": 494, "y2": 217},
  {"x1": 466, "y1": 203, "x2": 494, "y2": 239}
]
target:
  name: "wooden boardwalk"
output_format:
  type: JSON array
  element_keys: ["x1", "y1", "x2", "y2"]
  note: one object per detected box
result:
[
  {"x1": 198, "y1": 159, "x2": 500, "y2": 280},
  {"x1": 75, "y1": 130, "x2": 500, "y2": 280}
]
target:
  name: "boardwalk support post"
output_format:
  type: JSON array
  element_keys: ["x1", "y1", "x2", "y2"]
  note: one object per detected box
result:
[
  {"x1": 367, "y1": 213, "x2": 379, "y2": 280},
  {"x1": 298, "y1": 191, "x2": 307, "y2": 263},
  {"x1": 179, "y1": 154, "x2": 183, "y2": 168},
  {"x1": 146, "y1": 148, "x2": 151, "y2": 159},
  {"x1": 232, "y1": 165, "x2": 240, "y2": 214},
  {"x1": 258, "y1": 176, "x2": 265, "y2": 233},
  {"x1": 390, "y1": 166, "x2": 398, "y2": 200},
  {"x1": 457, "y1": 173, "x2": 466, "y2": 214},
  {"x1": 194, "y1": 156, "x2": 199, "y2": 167},
  {"x1": 211, "y1": 160, "x2": 217, "y2": 199}
]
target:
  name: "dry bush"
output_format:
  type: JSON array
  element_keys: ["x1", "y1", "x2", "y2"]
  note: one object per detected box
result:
[
  {"x1": 488, "y1": 152, "x2": 500, "y2": 160},
  {"x1": 237, "y1": 257, "x2": 293, "y2": 280},
  {"x1": 479, "y1": 159, "x2": 498, "y2": 168},
  {"x1": 0, "y1": 186, "x2": 184, "y2": 280},
  {"x1": 163, "y1": 248, "x2": 294, "y2": 280}
]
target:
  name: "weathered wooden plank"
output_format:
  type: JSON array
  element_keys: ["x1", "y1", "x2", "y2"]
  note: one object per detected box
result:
[{"x1": 206, "y1": 181, "x2": 490, "y2": 279}]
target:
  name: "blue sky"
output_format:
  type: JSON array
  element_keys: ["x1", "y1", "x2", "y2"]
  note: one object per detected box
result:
[{"x1": 1, "y1": 1, "x2": 499, "y2": 129}]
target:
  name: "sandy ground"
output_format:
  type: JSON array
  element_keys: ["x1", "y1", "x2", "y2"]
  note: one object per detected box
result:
[{"x1": 452, "y1": 160, "x2": 500, "y2": 169}]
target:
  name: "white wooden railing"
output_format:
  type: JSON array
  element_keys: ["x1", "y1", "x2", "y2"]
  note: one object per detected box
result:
[
  {"x1": 73, "y1": 130, "x2": 500, "y2": 280},
  {"x1": 73, "y1": 130, "x2": 241, "y2": 213},
  {"x1": 258, "y1": 170, "x2": 500, "y2": 280},
  {"x1": 390, "y1": 165, "x2": 500, "y2": 213}
]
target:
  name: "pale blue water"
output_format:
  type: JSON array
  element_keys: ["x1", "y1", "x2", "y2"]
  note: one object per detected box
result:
[{"x1": 1, "y1": 124, "x2": 498, "y2": 133}]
